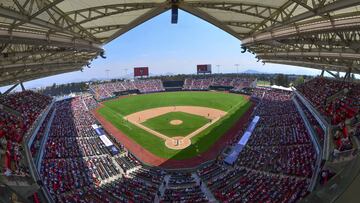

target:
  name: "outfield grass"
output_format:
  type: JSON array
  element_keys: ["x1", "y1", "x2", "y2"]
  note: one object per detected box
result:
[
  {"x1": 142, "y1": 112, "x2": 210, "y2": 137},
  {"x1": 257, "y1": 80, "x2": 271, "y2": 86},
  {"x1": 98, "y1": 91, "x2": 251, "y2": 160}
]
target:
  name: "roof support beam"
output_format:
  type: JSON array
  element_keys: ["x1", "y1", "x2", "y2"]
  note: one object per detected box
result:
[
  {"x1": 249, "y1": 0, "x2": 294, "y2": 34},
  {"x1": 263, "y1": 0, "x2": 360, "y2": 32},
  {"x1": 0, "y1": 66, "x2": 81, "y2": 86},
  {"x1": 274, "y1": 37, "x2": 360, "y2": 48},
  {"x1": 0, "y1": 49, "x2": 80, "y2": 60},
  {"x1": 224, "y1": 21, "x2": 259, "y2": 30},
  {"x1": 11, "y1": 0, "x2": 65, "y2": 28},
  {"x1": 64, "y1": 3, "x2": 161, "y2": 31},
  {"x1": 0, "y1": 5, "x2": 92, "y2": 40},
  {"x1": 0, "y1": 50, "x2": 97, "y2": 67},
  {"x1": 257, "y1": 51, "x2": 360, "y2": 60},
  {"x1": 105, "y1": 3, "x2": 171, "y2": 43},
  {"x1": 0, "y1": 61, "x2": 86, "y2": 75},
  {"x1": 0, "y1": 30, "x2": 102, "y2": 52},
  {"x1": 179, "y1": 2, "x2": 242, "y2": 41},
  {"x1": 185, "y1": 2, "x2": 279, "y2": 22},
  {"x1": 87, "y1": 24, "x2": 126, "y2": 35},
  {"x1": 242, "y1": 16, "x2": 360, "y2": 45},
  {"x1": 262, "y1": 59, "x2": 356, "y2": 73},
  {"x1": 260, "y1": 56, "x2": 359, "y2": 71}
]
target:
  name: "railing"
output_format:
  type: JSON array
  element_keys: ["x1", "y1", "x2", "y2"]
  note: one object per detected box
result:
[
  {"x1": 36, "y1": 108, "x2": 56, "y2": 170},
  {"x1": 23, "y1": 100, "x2": 55, "y2": 203},
  {"x1": 292, "y1": 96, "x2": 322, "y2": 192},
  {"x1": 292, "y1": 88, "x2": 331, "y2": 160}
]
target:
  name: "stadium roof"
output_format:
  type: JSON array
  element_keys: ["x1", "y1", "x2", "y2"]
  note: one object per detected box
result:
[{"x1": 0, "y1": 0, "x2": 360, "y2": 86}]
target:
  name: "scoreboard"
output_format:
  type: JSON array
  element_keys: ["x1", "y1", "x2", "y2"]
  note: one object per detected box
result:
[
  {"x1": 134, "y1": 67, "x2": 149, "y2": 77},
  {"x1": 197, "y1": 64, "x2": 212, "y2": 74}
]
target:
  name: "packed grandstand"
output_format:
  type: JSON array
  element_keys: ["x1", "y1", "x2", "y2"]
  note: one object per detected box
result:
[
  {"x1": 0, "y1": 75, "x2": 359, "y2": 203},
  {"x1": 1, "y1": 0, "x2": 360, "y2": 202}
]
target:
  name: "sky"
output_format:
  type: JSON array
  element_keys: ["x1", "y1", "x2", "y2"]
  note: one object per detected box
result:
[{"x1": 2, "y1": 10, "x2": 327, "y2": 91}]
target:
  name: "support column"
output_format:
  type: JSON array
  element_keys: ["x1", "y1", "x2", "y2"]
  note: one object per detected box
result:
[
  {"x1": 20, "y1": 82, "x2": 25, "y2": 91},
  {"x1": 325, "y1": 70, "x2": 339, "y2": 79},
  {"x1": 343, "y1": 68, "x2": 352, "y2": 81},
  {"x1": 3, "y1": 83, "x2": 19, "y2": 95}
]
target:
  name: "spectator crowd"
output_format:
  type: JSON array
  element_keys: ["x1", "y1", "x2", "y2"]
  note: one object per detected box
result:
[
  {"x1": 183, "y1": 76, "x2": 256, "y2": 91},
  {"x1": 4, "y1": 78, "x2": 357, "y2": 202},
  {"x1": 297, "y1": 77, "x2": 359, "y2": 151},
  {"x1": 0, "y1": 91, "x2": 52, "y2": 177},
  {"x1": 90, "y1": 79, "x2": 164, "y2": 100}
]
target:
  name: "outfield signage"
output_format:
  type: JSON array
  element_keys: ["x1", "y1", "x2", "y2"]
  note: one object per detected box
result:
[{"x1": 224, "y1": 116, "x2": 260, "y2": 165}]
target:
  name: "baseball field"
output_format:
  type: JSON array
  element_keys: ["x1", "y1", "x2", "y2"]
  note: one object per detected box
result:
[{"x1": 96, "y1": 91, "x2": 251, "y2": 160}]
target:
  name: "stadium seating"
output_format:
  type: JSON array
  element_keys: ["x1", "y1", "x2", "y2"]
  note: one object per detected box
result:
[
  {"x1": 31, "y1": 106, "x2": 55, "y2": 160},
  {"x1": 198, "y1": 89, "x2": 316, "y2": 202},
  {"x1": 0, "y1": 91, "x2": 52, "y2": 177},
  {"x1": 81, "y1": 94, "x2": 98, "y2": 110},
  {"x1": 297, "y1": 77, "x2": 360, "y2": 151},
  {"x1": 296, "y1": 77, "x2": 359, "y2": 125},
  {"x1": 183, "y1": 76, "x2": 255, "y2": 91},
  {"x1": 9, "y1": 79, "x2": 358, "y2": 202},
  {"x1": 38, "y1": 96, "x2": 168, "y2": 202},
  {"x1": 295, "y1": 95, "x2": 325, "y2": 147},
  {"x1": 90, "y1": 79, "x2": 165, "y2": 100},
  {"x1": 211, "y1": 167, "x2": 309, "y2": 202},
  {"x1": 162, "y1": 172, "x2": 208, "y2": 202}
]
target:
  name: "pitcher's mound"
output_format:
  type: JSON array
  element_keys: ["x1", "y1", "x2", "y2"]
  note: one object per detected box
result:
[{"x1": 170, "y1": 120, "x2": 183, "y2": 125}]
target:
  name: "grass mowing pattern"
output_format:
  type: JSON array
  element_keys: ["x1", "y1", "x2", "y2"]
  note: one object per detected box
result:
[
  {"x1": 142, "y1": 112, "x2": 211, "y2": 137},
  {"x1": 98, "y1": 91, "x2": 250, "y2": 160}
]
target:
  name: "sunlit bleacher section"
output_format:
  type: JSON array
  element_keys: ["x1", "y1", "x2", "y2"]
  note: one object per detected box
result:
[
  {"x1": 161, "y1": 171, "x2": 208, "y2": 202},
  {"x1": 1, "y1": 75, "x2": 360, "y2": 203},
  {"x1": 197, "y1": 89, "x2": 317, "y2": 202},
  {"x1": 296, "y1": 78, "x2": 360, "y2": 156},
  {"x1": 39, "y1": 97, "x2": 118, "y2": 200},
  {"x1": 0, "y1": 91, "x2": 52, "y2": 178},
  {"x1": 89, "y1": 79, "x2": 165, "y2": 100},
  {"x1": 183, "y1": 76, "x2": 256, "y2": 91}
]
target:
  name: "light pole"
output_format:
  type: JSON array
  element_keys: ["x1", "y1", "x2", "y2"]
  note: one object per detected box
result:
[
  {"x1": 105, "y1": 69, "x2": 110, "y2": 80},
  {"x1": 124, "y1": 68, "x2": 128, "y2": 79},
  {"x1": 235, "y1": 64, "x2": 239, "y2": 74}
]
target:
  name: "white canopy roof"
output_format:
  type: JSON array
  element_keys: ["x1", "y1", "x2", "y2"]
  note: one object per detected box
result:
[{"x1": 0, "y1": 0, "x2": 359, "y2": 86}]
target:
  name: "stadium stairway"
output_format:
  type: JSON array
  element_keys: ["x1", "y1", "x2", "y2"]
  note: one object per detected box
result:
[
  {"x1": 154, "y1": 174, "x2": 170, "y2": 203},
  {"x1": 192, "y1": 172, "x2": 218, "y2": 202},
  {"x1": 99, "y1": 155, "x2": 126, "y2": 186}
]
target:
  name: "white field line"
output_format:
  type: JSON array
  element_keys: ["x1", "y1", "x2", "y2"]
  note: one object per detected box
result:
[
  {"x1": 103, "y1": 106, "x2": 132, "y2": 130},
  {"x1": 124, "y1": 106, "x2": 227, "y2": 143},
  {"x1": 227, "y1": 100, "x2": 246, "y2": 113},
  {"x1": 186, "y1": 116, "x2": 222, "y2": 140}
]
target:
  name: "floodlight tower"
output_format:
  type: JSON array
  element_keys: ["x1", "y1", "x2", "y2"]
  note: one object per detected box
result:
[
  {"x1": 105, "y1": 69, "x2": 110, "y2": 80},
  {"x1": 235, "y1": 64, "x2": 240, "y2": 74}
]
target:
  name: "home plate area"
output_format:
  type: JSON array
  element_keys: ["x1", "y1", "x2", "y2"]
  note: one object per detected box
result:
[{"x1": 124, "y1": 106, "x2": 227, "y2": 150}]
